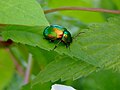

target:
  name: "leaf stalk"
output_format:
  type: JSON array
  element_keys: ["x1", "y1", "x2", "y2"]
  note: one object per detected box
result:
[{"x1": 44, "y1": 7, "x2": 120, "y2": 14}]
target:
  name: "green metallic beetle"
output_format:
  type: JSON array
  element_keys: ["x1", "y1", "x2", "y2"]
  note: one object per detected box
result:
[{"x1": 43, "y1": 25, "x2": 72, "y2": 50}]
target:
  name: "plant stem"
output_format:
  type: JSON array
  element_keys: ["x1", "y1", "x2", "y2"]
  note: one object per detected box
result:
[
  {"x1": 24, "y1": 53, "x2": 33, "y2": 84},
  {"x1": 44, "y1": 7, "x2": 120, "y2": 14},
  {"x1": 7, "y1": 48, "x2": 24, "y2": 76}
]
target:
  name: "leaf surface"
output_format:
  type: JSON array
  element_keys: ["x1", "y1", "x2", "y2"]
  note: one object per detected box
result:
[
  {"x1": 0, "y1": 0, "x2": 49, "y2": 26},
  {"x1": 32, "y1": 56, "x2": 97, "y2": 86}
]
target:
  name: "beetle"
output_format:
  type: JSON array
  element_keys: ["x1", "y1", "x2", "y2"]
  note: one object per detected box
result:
[{"x1": 43, "y1": 25, "x2": 72, "y2": 50}]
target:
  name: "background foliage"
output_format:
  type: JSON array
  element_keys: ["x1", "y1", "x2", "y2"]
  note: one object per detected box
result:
[{"x1": 0, "y1": 0, "x2": 120, "y2": 90}]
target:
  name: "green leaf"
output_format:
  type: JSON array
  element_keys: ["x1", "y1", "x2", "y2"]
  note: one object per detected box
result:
[
  {"x1": 48, "y1": 0, "x2": 105, "y2": 23},
  {"x1": 0, "y1": 0, "x2": 49, "y2": 26},
  {"x1": 32, "y1": 56, "x2": 97, "y2": 86},
  {"x1": 75, "y1": 16, "x2": 120, "y2": 67},
  {"x1": 0, "y1": 49, "x2": 14, "y2": 90}
]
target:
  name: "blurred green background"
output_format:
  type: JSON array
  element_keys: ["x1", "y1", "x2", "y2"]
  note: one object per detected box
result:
[{"x1": 0, "y1": 0, "x2": 120, "y2": 90}]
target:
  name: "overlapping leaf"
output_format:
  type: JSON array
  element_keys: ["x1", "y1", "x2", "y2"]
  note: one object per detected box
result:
[{"x1": 32, "y1": 56, "x2": 97, "y2": 86}]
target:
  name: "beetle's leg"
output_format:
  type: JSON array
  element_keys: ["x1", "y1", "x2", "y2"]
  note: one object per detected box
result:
[
  {"x1": 52, "y1": 40, "x2": 62, "y2": 50},
  {"x1": 65, "y1": 43, "x2": 71, "y2": 51},
  {"x1": 50, "y1": 40, "x2": 54, "y2": 42}
]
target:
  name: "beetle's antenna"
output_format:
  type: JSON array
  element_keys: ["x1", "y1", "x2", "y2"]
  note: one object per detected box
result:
[
  {"x1": 52, "y1": 40, "x2": 62, "y2": 50},
  {"x1": 73, "y1": 32, "x2": 85, "y2": 40}
]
